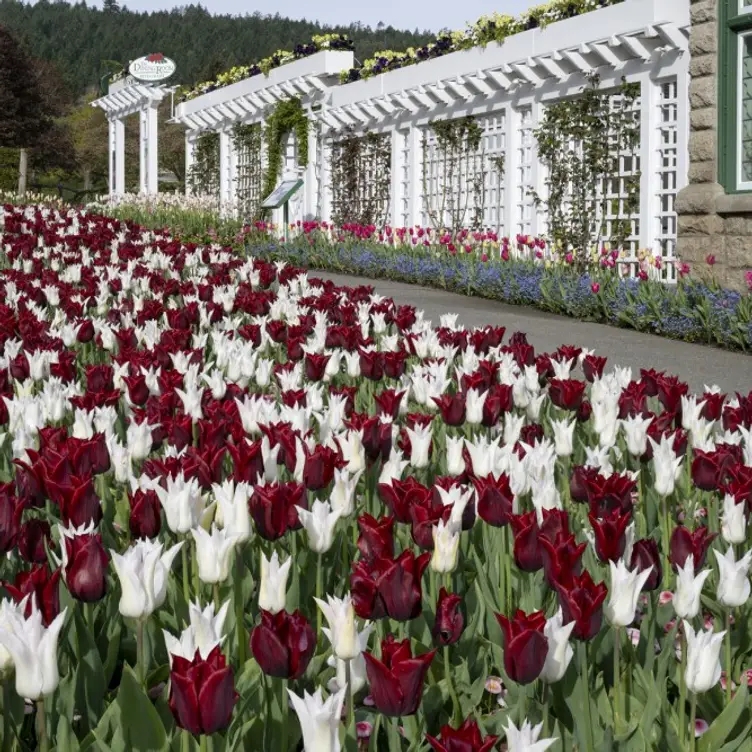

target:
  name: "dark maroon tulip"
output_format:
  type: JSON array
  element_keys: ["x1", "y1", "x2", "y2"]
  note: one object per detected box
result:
[
  {"x1": 249, "y1": 482, "x2": 307, "y2": 540},
  {"x1": 304, "y1": 353, "x2": 330, "y2": 382},
  {"x1": 582, "y1": 355, "x2": 607, "y2": 383},
  {"x1": 3, "y1": 565, "x2": 61, "y2": 626},
  {"x1": 64, "y1": 530, "x2": 109, "y2": 602},
  {"x1": 426, "y1": 718, "x2": 499, "y2": 752},
  {"x1": 482, "y1": 384, "x2": 514, "y2": 427},
  {"x1": 555, "y1": 570, "x2": 608, "y2": 640},
  {"x1": 630, "y1": 538, "x2": 662, "y2": 591},
  {"x1": 351, "y1": 550, "x2": 430, "y2": 621},
  {"x1": 0, "y1": 485, "x2": 22, "y2": 554},
  {"x1": 122, "y1": 373, "x2": 150, "y2": 406},
  {"x1": 226, "y1": 439, "x2": 264, "y2": 484},
  {"x1": 584, "y1": 471, "x2": 637, "y2": 516},
  {"x1": 303, "y1": 445, "x2": 344, "y2": 491},
  {"x1": 618, "y1": 381, "x2": 649, "y2": 419},
  {"x1": 570, "y1": 465, "x2": 601, "y2": 504},
  {"x1": 374, "y1": 389, "x2": 406, "y2": 420},
  {"x1": 589, "y1": 509, "x2": 632, "y2": 563},
  {"x1": 495, "y1": 609, "x2": 548, "y2": 684},
  {"x1": 249, "y1": 609, "x2": 316, "y2": 679},
  {"x1": 691, "y1": 448, "x2": 738, "y2": 492},
  {"x1": 433, "y1": 588, "x2": 464, "y2": 646},
  {"x1": 409, "y1": 499, "x2": 449, "y2": 550},
  {"x1": 669, "y1": 525, "x2": 717, "y2": 571},
  {"x1": 76, "y1": 319, "x2": 95, "y2": 343},
  {"x1": 169, "y1": 646, "x2": 237, "y2": 735},
  {"x1": 128, "y1": 489, "x2": 162, "y2": 539},
  {"x1": 473, "y1": 473, "x2": 514, "y2": 527},
  {"x1": 357, "y1": 514, "x2": 395, "y2": 563},
  {"x1": 359, "y1": 350, "x2": 385, "y2": 381},
  {"x1": 17, "y1": 518, "x2": 52, "y2": 563},
  {"x1": 363, "y1": 636, "x2": 435, "y2": 717},
  {"x1": 540, "y1": 534, "x2": 587, "y2": 589},
  {"x1": 509, "y1": 512, "x2": 543, "y2": 572},
  {"x1": 432, "y1": 393, "x2": 466, "y2": 426},
  {"x1": 46, "y1": 475, "x2": 102, "y2": 527},
  {"x1": 378, "y1": 477, "x2": 431, "y2": 524},
  {"x1": 549, "y1": 378, "x2": 586, "y2": 411}
]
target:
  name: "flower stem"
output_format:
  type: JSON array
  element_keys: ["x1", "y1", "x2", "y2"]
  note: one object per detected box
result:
[
  {"x1": 136, "y1": 618, "x2": 146, "y2": 687},
  {"x1": 182, "y1": 538, "x2": 190, "y2": 604},
  {"x1": 579, "y1": 643, "x2": 595, "y2": 752},
  {"x1": 2, "y1": 681, "x2": 11, "y2": 752},
  {"x1": 280, "y1": 678, "x2": 289, "y2": 752},
  {"x1": 689, "y1": 693, "x2": 697, "y2": 752},
  {"x1": 542, "y1": 681, "x2": 550, "y2": 738},
  {"x1": 36, "y1": 698, "x2": 48, "y2": 752},
  {"x1": 679, "y1": 630, "x2": 687, "y2": 746},
  {"x1": 213, "y1": 583, "x2": 220, "y2": 612},
  {"x1": 661, "y1": 493, "x2": 671, "y2": 590},
  {"x1": 316, "y1": 553, "x2": 323, "y2": 639},
  {"x1": 199, "y1": 734, "x2": 208, "y2": 752},
  {"x1": 345, "y1": 658, "x2": 354, "y2": 734},
  {"x1": 725, "y1": 610, "x2": 733, "y2": 706},
  {"x1": 444, "y1": 645, "x2": 462, "y2": 726},
  {"x1": 181, "y1": 729, "x2": 190, "y2": 752},
  {"x1": 613, "y1": 627, "x2": 622, "y2": 733},
  {"x1": 234, "y1": 548, "x2": 247, "y2": 666}
]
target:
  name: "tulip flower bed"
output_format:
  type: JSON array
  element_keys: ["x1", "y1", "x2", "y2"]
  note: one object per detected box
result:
[{"x1": 2, "y1": 203, "x2": 752, "y2": 752}]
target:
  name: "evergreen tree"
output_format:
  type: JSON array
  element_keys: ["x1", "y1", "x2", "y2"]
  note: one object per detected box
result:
[{"x1": 103, "y1": 0, "x2": 120, "y2": 13}]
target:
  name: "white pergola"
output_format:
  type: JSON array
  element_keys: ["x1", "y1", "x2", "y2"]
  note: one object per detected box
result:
[{"x1": 92, "y1": 81, "x2": 173, "y2": 195}]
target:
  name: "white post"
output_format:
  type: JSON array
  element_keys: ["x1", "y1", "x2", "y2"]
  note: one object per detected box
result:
[
  {"x1": 529, "y1": 99, "x2": 543, "y2": 239},
  {"x1": 114, "y1": 118, "x2": 125, "y2": 195},
  {"x1": 304, "y1": 122, "x2": 318, "y2": 219},
  {"x1": 638, "y1": 74, "x2": 660, "y2": 254},
  {"x1": 389, "y1": 128, "x2": 403, "y2": 227},
  {"x1": 407, "y1": 125, "x2": 423, "y2": 228},
  {"x1": 218, "y1": 130, "x2": 232, "y2": 212},
  {"x1": 108, "y1": 119, "x2": 117, "y2": 196},
  {"x1": 146, "y1": 103, "x2": 159, "y2": 194},
  {"x1": 504, "y1": 106, "x2": 519, "y2": 240},
  {"x1": 675, "y1": 63, "x2": 690, "y2": 193},
  {"x1": 319, "y1": 126, "x2": 331, "y2": 222},
  {"x1": 185, "y1": 135, "x2": 195, "y2": 195}
]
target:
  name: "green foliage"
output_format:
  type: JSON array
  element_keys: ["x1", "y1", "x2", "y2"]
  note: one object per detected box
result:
[
  {"x1": 532, "y1": 73, "x2": 641, "y2": 266},
  {"x1": 0, "y1": 0, "x2": 432, "y2": 97},
  {"x1": 330, "y1": 126, "x2": 391, "y2": 227},
  {"x1": 188, "y1": 132, "x2": 220, "y2": 197},
  {"x1": 232, "y1": 122, "x2": 264, "y2": 219}
]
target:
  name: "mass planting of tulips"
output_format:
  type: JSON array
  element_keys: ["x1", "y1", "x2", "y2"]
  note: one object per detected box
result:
[{"x1": 1, "y1": 203, "x2": 752, "y2": 752}]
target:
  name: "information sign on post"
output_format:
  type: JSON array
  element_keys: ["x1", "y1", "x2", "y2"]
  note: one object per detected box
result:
[{"x1": 261, "y1": 179, "x2": 303, "y2": 240}]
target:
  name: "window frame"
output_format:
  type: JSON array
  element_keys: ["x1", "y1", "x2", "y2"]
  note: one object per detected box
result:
[{"x1": 720, "y1": 0, "x2": 752, "y2": 192}]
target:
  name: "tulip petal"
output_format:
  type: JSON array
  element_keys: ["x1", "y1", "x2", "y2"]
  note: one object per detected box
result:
[{"x1": 198, "y1": 665, "x2": 236, "y2": 734}]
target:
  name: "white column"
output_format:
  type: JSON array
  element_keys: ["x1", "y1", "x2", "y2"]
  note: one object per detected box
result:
[
  {"x1": 319, "y1": 126, "x2": 331, "y2": 222},
  {"x1": 675, "y1": 63, "x2": 689, "y2": 193},
  {"x1": 407, "y1": 125, "x2": 423, "y2": 228},
  {"x1": 529, "y1": 99, "x2": 544, "y2": 239},
  {"x1": 503, "y1": 106, "x2": 519, "y2": 240},
  {"x1": 304, "y1": 123, "x2": 318, "y2": 219},
  {"x1": 113, "y1": 118, "x2": 125, "y2": 196},
  {"x1": 638, "y1": 74, "x2": 660, "y2": 254},
  {"x1": 218, "y1": 130, "x2": 231, "y2": 211},
  {"x1": 389, "y1": 128, "x2": 403, "y2": 227},
  {"x1": 146, "y1": 103, "x2": 159, "y2": 194},
  {"x1": 108, "y1": 119, "x2": 117, "y2": 196},
  {"x1": 185, "y1": 135, "x2": 196, "y2": 195},
  {"x1": 139, "y1": 109, "x2": 147, "y2": 193}
]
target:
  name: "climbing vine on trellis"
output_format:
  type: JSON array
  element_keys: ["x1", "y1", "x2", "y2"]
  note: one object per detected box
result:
[
  {"x1": 422, "y1": 116, "x2": 502, "y2": 233},
  {"x1": 188, "y1": 132, "x2": 220, "y2": 197},
  {"x1": 232, "y1": 123, "x2": 264, "y2": 219},
  {"x1": 262, "y1": 98, "x2": 309, "y2": 212},
  {"x1": 531, "y1": 73, "x2": 641, "y2": 266},
  {"x1": 330, "y1": 126, "x2": 391, "y2": 227}
]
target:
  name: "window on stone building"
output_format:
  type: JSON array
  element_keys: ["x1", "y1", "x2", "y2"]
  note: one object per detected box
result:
[{"x1": 720, "y1": 0, "x2": 752, "y2": 191}]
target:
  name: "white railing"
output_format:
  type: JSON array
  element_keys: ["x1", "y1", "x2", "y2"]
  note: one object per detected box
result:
[{"x1": 173, "y1": 0, "x2": 690, "y2": 281}]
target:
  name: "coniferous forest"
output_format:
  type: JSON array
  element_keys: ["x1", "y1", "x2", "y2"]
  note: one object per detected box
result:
[{"x1": 0, "y1": 0, "x2": 431, "y2": 196}]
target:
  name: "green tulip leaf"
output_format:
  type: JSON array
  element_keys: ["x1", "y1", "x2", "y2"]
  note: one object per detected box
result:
[
  {"x1": 115, "y1": 665, "x2": 168, "y2": 751},
  {"x1": 698, "y1": 683, "x2": 749, "y2": 752},
  {"x1": 73, "y1": 605, "x2": 107, "y2": 733},
  {"x1": 55, "y1": 713, "x2": 81, "y2": 752}
]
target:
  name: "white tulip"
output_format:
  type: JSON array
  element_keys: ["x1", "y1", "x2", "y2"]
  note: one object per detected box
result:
[
  {"x1": 296, "y1": 500, "x2": 342, "y2": 554},
  {"x1": 539, "y1": 609, "x2": 575, "y2": 684},
  {"x1": 551, "y1": 417, "x2": 576, "y2": 457},
  {"x1": 673, "y1": 559, "x2": 711, "y2": 620},
  {"x1": 288, "y1": 686, "x2": 346, "y2": 752},
  {"x1": 721, "y1": 494, "x2": 747, "y2": 545},
  {"x1": 435, "y1": 484, "x2": 474, "y2": 534},
  {"x1": 111, "y1": 539, "x2": 183, "y2": 619},
  {"x1": 649, "y1": 435, "x2": 683, "y2": 497},
  {"x1": 466, "y1": 388, "x2": 488, "y2": 425},
  {"x1": 212, "y1": 480, "x2": 253, "y2": 543},
  {"x1": 503, "y1": 718, "x2": 557, "y2": 752},
  {"x1": 155, "y1": 473, "x2": 206, "y2": 535},
  {"x1": 605, "y1": 559, "x2": 653, "y2": 627},
  {"x1": 259, "y1": 551, "x2": 292, "y2": 614},
  {"x1": 163, "y1": 599, "x2": 230, "y2": 664},
  {"x1": 314, "y1": 594, "x2": 360, "y2": 661},
  {"x1": 0, "y1": 598, "x2": 28, "y2": 677},
  {"x1": 327, "y1": 622, "x2": 374, "y2": 695},
  {"x1": 175, "y1": 383, "x2": 204, "y2": 422},
  {"x1": 406, "y1": 424, "x2": 432, "y2": 469},
  {"x1": 0, "y1": 603, "x2": 67, "y2": 700},
  {"x1": 714, "y1": 546, "x2": 752, "y2": 608},
  {"x1": 446, "y1": 436, "x2": 465, "y2": 477},
  {"x1": 684, "y1": 620, "x2": 725, "y2": 694},
  {"x1": 192, "y1": 525, "x2": 239, "y2": 584},
  {"x1": 431, "y1": 520, "x2": 460, "y2": 574},
  {"x1": 330, "y1": 468, "x2": 362, "y2": 517},
  {"x1": 126, "y1": 420, "x2": 153, "y2": 461}
]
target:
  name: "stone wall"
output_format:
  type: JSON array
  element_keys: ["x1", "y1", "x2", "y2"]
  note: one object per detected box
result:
[{"x1": 676, "y1": 0, "x2": 752, "y2": 291}]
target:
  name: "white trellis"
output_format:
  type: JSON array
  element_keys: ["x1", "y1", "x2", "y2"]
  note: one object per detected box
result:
[
  {"x1": 174, "y1": 0, "x2": 690, "y2": 280},
  {"x1": 92, "y1": 80, "x2": 172, "y2": 195}
]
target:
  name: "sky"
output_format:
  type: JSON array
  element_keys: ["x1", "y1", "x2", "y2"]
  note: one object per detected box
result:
[{"x1": 113, "y1": 0, "x2": 535, "y2": 33}]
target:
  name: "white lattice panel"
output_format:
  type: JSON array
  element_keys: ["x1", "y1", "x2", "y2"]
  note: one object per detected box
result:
[
  {"x1": 657, "y1": 79, "x2": 679, "y2": 282},
  {"x1": 516, "y1": 107, "x2": 534, "y2": 238},
  {"x1": 234, "y1": 126, "x2": 264, "y2": 218},
  {"x1": 478, "y1": 110, "x2": 506, "y2": 235},
  {"x1": 399, "y1": 130, "x2": 410, "y2": 227}
]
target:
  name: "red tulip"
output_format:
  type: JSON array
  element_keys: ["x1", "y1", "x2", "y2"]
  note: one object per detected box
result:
[
  {"x1": 374, "y1": 389, "x2": 406, "y2": 420},
  {"x1": 495, "y1": 609, "x2": 548, "y2": 684},
  {"x1": 63, "y1": 529, "x2": 109, "y2": 602},
  {"x1": 226, "y1": 438, "x2": 264, "y2": 484},
  {"x1": 510, "y1": 512, "x2": 543, "y2": 572},
  {"x1": 669, "y1": 525, "x2": 717, "y2": 571},
  {"x1": 345, "y1": 413, "x2": 393, "y2": 462},
  {"x1": 584, "y1": 471, "x2": 636, "y2": 516},
  {"x1": 378, "y1": 477, "x2": 431, "y2": 524},
  {"x1": 582, "y1": 354, "x2": 607, "y2": 383},
  {"x1": 357, "y1": 514, "x2": 395, "y2": 563},
  {"x1": 303, "y1": 445, "x2": 344, "y2": 491},
  {"x1": 555, "y1": 570, "x2": 608, "y2": 640},
  {"x1": 433, "y1": 588, "x2": 464, "y2": 646},
  {"x1": 482, "y1": 384, "x2": 514, "y2": 426},
  {"x1": 122, "y1": 373, "x2": 150, "y2": 406},
  {"x1": 359, "y1": 350, "x2": 385, "y2": 381},
  {"x1": 432, "y1": 393, "x2": 466, "y2": 426},
  {"x1": 76, "y1": 319, "x2": 95, "y2": 343},
  {"x1": 473, "y1": 473, "x2": 514, "y2": 527},
  {"x1": 0, "y1": 486, "x2": 22, "y2": 554},
  {"x1": 351, "y1": 550, "x2": 430, "y2": 621},
  {"x1": 249, "y1": 609, "x2": 316, "y2": 679},
  {"x1": 303, "y1": 352, "x2": 330, "y2": 382},
  {"x1": 3, "y1": 565, "x2": 61, "y2": 626},
  {"x1": 540, "y1": 534, "x2": 586, "y2": 588},
  {"x1": 426, "y1": 718, "x2": 499, "y2": 752},
  {"x1": 363, "y1": 635, "x2": 435, "y2": 716},
  {"x1": 46, "y1": 474, "x2": 102, "y2": 527},
  {"x1": 618, "y1": 381, "x2": 649, "y2": 419},
  {"x1": 128, "y1": 489, "x2": 162, "y2": 539},
  {"x1": 630, "y1": 538, "x2": 662, "y2": 591},
  {"x1": 691, "y1": 448, "x2": 738, "y2": 492},
  {"x1": 169, "y1": 646, "x2": 237, "y2": 735},
  {"x1": 409, "y1": 498, "x2": 449, "y2": 550},
  {"x1": 249, "y1": 482, "x2": 307, "y2": 540},
  {"x1": 17, "y1": 518, "x2": 52, "y2": 563},
  {"x1": 548, "y1": 378, "x2": 586, "y2": 411},
  {"x1": 589, "y1": 509, "x2": 632, "y2": 563}
]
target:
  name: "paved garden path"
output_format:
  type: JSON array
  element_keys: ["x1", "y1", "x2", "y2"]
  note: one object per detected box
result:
[{"x1": 315, "y1": 271, "x2": 752, "y2": 394}]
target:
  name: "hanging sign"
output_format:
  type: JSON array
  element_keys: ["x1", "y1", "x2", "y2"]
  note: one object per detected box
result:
[
  {"x1": 129, "y1": 54, "x2": 177, "y2": 83},
  {"x1": 261, "y1": 179, "x2": 303, "y2": 209}
]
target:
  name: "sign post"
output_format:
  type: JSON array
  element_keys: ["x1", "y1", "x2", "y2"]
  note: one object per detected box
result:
[{"x1": 261, "y1": 179, "x2": 304, "y2": 241}]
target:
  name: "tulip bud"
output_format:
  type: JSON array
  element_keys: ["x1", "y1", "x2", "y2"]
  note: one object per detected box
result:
[
  {"x1": 426, "y1": 718, "x2": 499, "y2": 751},
  {"x1": 496, "y1": 609, "x2": 548, "y2": 684},
  {"x1": 431, "y1": 520, "x2": 460, "y2": 574},
  {"x1": 250, "y1": 609, "x2": 315, "y2": 679},
  {"x1": 60, "y1": 523, "x2": 109, "y2": 602},
  {"x1": 128, "y1": 489, "x2": 162, "y2": 540},
  {"x1": 432, "y1": 588, "x2": 464, "y2": 646}
]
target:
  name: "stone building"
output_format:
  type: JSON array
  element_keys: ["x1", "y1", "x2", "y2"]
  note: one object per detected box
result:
[{"x1": 677, "y1": 0, "x2": 752, "y2": 289}]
